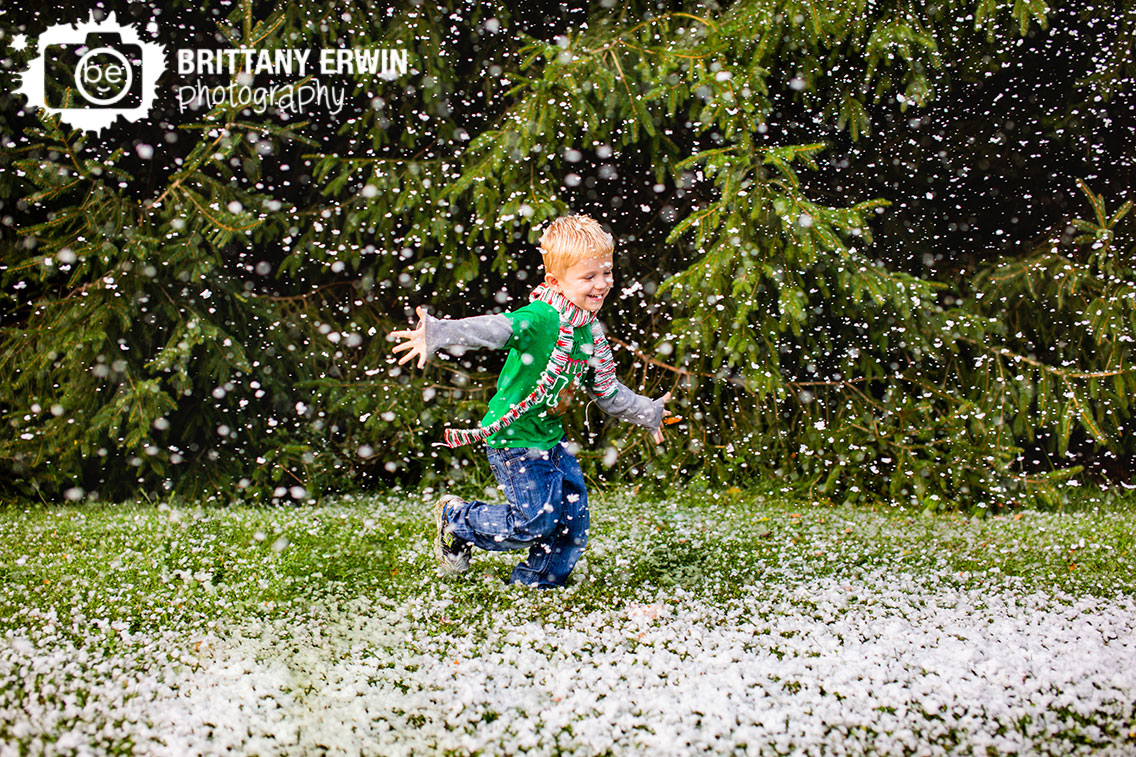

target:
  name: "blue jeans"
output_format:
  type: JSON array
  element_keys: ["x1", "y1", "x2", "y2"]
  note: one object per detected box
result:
[{"x1": 444, "y1": 441, "x2": 589, "y2": 588}]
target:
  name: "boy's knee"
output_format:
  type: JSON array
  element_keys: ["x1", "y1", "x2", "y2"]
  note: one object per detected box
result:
[
  {"x1": 524, "y1": 510, "x2": 561, "y2": 541},
  {"x1": 509, "y1": 500, "x2": 560, "y2": 541}
]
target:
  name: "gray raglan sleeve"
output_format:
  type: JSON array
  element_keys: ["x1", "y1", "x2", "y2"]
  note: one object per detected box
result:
[
  {"x1": 423, "y1": 312, "x2": 513, "y2": 357},
  {"x1": 588, "y1": 379, "x2": 666, "y2": 430}
]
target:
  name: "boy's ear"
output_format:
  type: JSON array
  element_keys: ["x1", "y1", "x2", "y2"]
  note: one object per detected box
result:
[{"x1": 543, "y1": 271, "x2": 559, "y2": 289}]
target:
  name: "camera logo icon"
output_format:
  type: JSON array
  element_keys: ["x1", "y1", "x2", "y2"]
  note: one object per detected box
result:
[
  {"x1": 52, "y1": 37, "x2": 142, "y2": 108},
  {"x1": 15, "y1": 12, "x2": 166, "y2": 133}
]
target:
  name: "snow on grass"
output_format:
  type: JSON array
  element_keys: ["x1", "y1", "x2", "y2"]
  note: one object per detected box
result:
[
  {"x1": 138, "y1": 573, "x2": 1136, "y2": 756},
  {"x1": 1, "y1": 489, "x2": 1134, "y2": 754}
]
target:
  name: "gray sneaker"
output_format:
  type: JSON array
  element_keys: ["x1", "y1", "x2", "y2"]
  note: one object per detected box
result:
[{"x1": 434, "y1": 494, "x2": 471, "y2": 574}]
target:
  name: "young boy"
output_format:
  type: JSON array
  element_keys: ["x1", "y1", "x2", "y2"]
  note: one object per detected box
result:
[{"x1": 388, "y1": 214, "x2": 671, "y2": 588}]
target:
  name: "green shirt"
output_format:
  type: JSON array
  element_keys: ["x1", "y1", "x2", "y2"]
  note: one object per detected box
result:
[{"x1": 483, "y1": 301, "x2": 595, "y2": 449}]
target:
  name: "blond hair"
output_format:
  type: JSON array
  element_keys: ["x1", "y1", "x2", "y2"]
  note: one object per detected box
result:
[{"x1": 538, "y1": 214, "x2": 614, "y2": 278}]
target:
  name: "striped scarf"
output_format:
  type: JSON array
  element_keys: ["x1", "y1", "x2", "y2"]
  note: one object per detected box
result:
[{"x1": 441, "y1": 284, "x2": 619, "y2": 448}]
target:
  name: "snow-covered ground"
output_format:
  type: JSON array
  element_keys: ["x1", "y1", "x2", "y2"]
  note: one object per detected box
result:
[
  {"x1": 2, "y1": 491, "x2": 1134, "y2": 754},
  {"x1": 4, "y1": 565, "x2": 1135, "y2": 755}
]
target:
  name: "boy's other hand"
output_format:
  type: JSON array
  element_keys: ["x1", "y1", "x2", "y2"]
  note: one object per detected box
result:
[
  {"x1": 652, "y1": 391, "x2": 673, "y2": 444},
  {"x1": 388, "y1": 305, "x2": 428, "y2": 369}
]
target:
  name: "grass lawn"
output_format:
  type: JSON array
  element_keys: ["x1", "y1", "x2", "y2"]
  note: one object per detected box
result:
[{"x1": 1, "y1": 484, "x2": 1134, "y2": 755}]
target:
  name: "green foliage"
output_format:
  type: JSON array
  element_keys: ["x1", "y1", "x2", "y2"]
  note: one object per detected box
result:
[
  {"x1": 968, "y1": 182, "x2": 1136, "y2": 497},
  {"x1": 0, "y1": 3, "x2": 348, "y2": 502},
  {"x1": 0, "y1": 0, "x2": 1132, "y2": 508}
]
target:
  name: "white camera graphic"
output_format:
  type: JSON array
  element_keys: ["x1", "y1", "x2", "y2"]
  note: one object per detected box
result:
[{"x1": 15, "y1": 12, "x2": 166, "y2": 133}]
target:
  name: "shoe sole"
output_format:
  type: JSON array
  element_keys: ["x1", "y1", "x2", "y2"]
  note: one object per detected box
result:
[{"x1": 434, "y1": 495, "x2": 471, "y2": 574}]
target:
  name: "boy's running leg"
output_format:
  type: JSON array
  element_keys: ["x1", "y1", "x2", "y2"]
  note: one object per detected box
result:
[
  {"x1": 512, "y1": 441, "x2": 589, "y2": 588},
  {"x1": 445, "y1": 446, "x2": 569, "y2": 585}
]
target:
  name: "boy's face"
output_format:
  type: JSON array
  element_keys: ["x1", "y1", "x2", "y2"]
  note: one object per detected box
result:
[{"x1": 546, "y1": 252, "x2": 614, "y2": 312}]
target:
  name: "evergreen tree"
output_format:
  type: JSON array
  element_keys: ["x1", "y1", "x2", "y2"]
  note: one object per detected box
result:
[{"x1": 1, "y1": 0, "x2": 1132, "y2": 508}]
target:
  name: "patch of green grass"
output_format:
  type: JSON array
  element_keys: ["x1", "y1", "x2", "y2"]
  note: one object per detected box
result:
[
  {"x1": 1, "y1": 485, "x2": 1133, "y2": 640},
  {"x1": 0, "y1": 494, "x2": 419, "y2": 639}
]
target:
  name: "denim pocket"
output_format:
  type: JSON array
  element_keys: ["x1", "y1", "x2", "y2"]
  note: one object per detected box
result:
[{"x1": 490, "y1": 446, "x2": 531, "y2": 467}]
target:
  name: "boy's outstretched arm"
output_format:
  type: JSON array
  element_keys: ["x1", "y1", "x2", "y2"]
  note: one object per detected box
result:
[
  {"x1": 588, "y1": 383, "x2": 673, "y2": 443},
  {"x1": 388, "y1": 305, "x2": 513, "y2": 369}
]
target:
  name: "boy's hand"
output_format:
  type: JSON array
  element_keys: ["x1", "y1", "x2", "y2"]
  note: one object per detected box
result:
[
  {"x1": 652, "y1": 392, "x2": 673, "y2": 444},
  {"x1": 388, "y1": 306, "x2": 429, "y2": 369}
]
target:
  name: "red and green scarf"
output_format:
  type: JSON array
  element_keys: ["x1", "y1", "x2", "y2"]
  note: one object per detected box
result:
[{"x1": 441, "y1": 284, "x2": 618, "y2": 448}]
